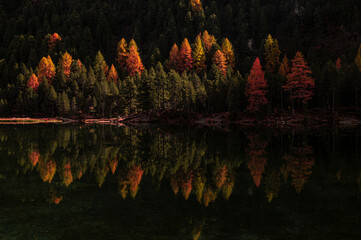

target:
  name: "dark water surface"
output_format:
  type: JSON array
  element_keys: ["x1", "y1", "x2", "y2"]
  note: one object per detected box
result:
[{"x1": 0, "y1": 124, "x2": 360, "y2": 240}]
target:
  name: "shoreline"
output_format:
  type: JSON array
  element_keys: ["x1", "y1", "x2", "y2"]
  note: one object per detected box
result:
[{"x1": 0, "y1": 110, "x2": 361, "y2": 128}]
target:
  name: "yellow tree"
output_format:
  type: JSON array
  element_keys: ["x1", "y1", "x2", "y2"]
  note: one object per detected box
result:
[
  {"x1": 264, "y1": 34, "x2": 281, "y2": 72},
  {"x1": 278, "y1": 54, "x2": 290, "y2": 77},
  {"x1": 116, "y1": 38, "x2": 128, "y2": 70},
  {"x1": 38, "y1": 56, "x2": 56, "y2": 83},
  {"x1": 356, "y1": 44, "x2": 361, "y2": 72},
  {"x1": 59, "y1": 52, "x2": 73, "y2": 79},
  {"x1": 193, "y1": 35, "x2": 206, "y2": 73},
  {"x1": 221, "y1": 38, "x2": 235, "y2": 69}
]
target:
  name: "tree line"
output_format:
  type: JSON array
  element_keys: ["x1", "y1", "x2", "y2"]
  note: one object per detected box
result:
[{"x1": 0, "y1": 0, "x2": 361, "y2": 116}]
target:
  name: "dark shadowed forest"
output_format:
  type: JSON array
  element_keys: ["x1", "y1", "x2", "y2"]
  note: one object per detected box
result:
[{"x1": 0, "y1": 0, "x2": 361, "y2": 118}]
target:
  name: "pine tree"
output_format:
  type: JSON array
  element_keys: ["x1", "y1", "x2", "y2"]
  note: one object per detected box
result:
[
  {"x1": 94, "y1": 51, "x2": 108, "y2": 77},
  {"x1": 27, "y1": 73, "x2": 39, "y2": 91},
  {"x1": 212, "y1": 50, "x2": 227, "y2": 76},
  {"x1": 283, "y1": 51, "x2": 315, "y2": 113},
  {"x1": 177, "y1": 38, "x2": 193, "y2": 73},
  {"x1": 246, "y1": 58, "x2": 268, "y2": 112},
  {"x1": 168, "y1": 70, "x2": 183, "y2": 109},
  {"x1": 116, "y1": 38, "x2": 128, "y2": 71},
  {"x1": 126, "y1": 45, "x2": 145, "y2": 77},
  {"x1": 221, "y1": 38, "x2": 235, "y2": 69},
  {"x1": 193, "y1": 35, "x2": 206, "y2": 73},
  {"x1": 264, "y1": 34, "x2": 281, "y2": 72}
]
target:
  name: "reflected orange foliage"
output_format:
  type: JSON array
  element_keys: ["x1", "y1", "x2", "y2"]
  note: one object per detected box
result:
[
  {"x1": 214, "y1": 165, "x2": 228, "y2": 188},
  {"x1": 202, "y1": 186, "x2": 216, "y2": 207},
  {"x1": 127, "y1": 165, "x2": 144, "y2": 197},
  {"x1": 190, "y1": 0, "x2": 202, "y2": 13},
  {"x1": 108, "y1": 157, "x2": 118, "y2": 175},
  {"x1": 28, "y1": 150, "x2": 40, "y2": 166},
  {"x1": 246, "y1": 134, "x2": 268, "y2": 187},
  {"x1": 51, "y1": 195, "x2": 63, "y2": 204},
  {"x1": 170, "y1": 175, "x2": 180, "y2": 195},
  {"x1": 283, "y1": 142, "x2": 315, "y2": 193},
  {"x1": 39, "y1": 160, "x2": 56, "y2": 183},
  {"x1": 181, "y1": 170, "x2": 193, "y2": 200},
  {"x1": 222, "y1": 176, "x2": 234, "y2": 200},
  {"x1": 264, "y1": 170, "x2": 281, "y2": 202},
  {"x1": 335, "y1": 57, "x2": 341, "y2": 70}
]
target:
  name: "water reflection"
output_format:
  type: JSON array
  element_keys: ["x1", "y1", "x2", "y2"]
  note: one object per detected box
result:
[
  {"x1": 1, "y1": 125, "x2": 361, "y2": 206},
  {"x1": 1, "y1": 125, "x2": 361, "y2": 239}
]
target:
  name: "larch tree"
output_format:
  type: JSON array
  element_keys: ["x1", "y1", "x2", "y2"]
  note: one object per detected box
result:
[
  {"x1": 48, "y1": 33, "x2": 61, "y2": 49},
  {"x1": 60, "y1": 51, "x2": 73, "y2": 79},
  {"x1": 126, "y1": 45, "x2": 145, "y2": 77},
  {"x1": 212, "y1": 50, "x2": 227, "y2": 76},
  {"x1": 246, "y1": 58, "x2": 268, "y2": 112},
  {"x1": 27, "y1": 73, "x2": 39, "y2": 91},
  {"x1": 283, "y1": 51, "x2": 315, "y2": 113},
  {"x1": 107, "y1": 64, "x2": 118, "y2": 84},
  {"x1": 264, "y1": 34, "x2": 281, "y2": 72},
  {"x1": 193, "y1": 35, "x2": 206, "y2": 73},
  {"x1": 221, "y1": 38, "x2": 235, "y2": 69},
  {"x1": 355, "y1": 44, "x2": 361, "y2": 72},
  {"x1": 167, "y1": 44, "x2": 179, "y2": 71},
  {"x1": 335, "y1": 57, "x2": 341, "y2": 70},
  {"x1": 177, "y1": 38, "x2": 193, "y2": 73},
  {"x1": 278, "y1": 54, "x2": 290, "y2": 77},
  {"x1": 190, "y1": 0, "x2": 203, "y2": 13},
  {"x1": 201, "y1": 30, "x2": 216, "y2": 53},
  {"x1": 38, "y1": 56, "x2": 56, "y2": 83},
  {"x1": 116, "y1": 38, "x2": 128, "y2": 71}
]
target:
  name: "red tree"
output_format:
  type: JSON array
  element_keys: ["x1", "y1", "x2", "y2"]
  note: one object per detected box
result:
[
  {"x1": 245, "y1": 58, "x2": 268, "y2": 112},
  {"x1": 127, "y1": 165, "x2": 144, "y2": 197},
  {"x1": 177, "y1": 38, "x2": 193, "y2": 73},
  {"x1": 212, "y1": 50, "x2": 227, "y2": 76},
  {"x1": 126, "y1": 45, "x2": 144, "y2": 76},
  {"x1": 28, "y1": 150, "x2": 40, "y2": 166},
  {"x1": 27, "y1": 74, "x2": 39, "y2": 91},
  {"x1": 181, "y1": 170, "x2": 193, "y2": 200},
  {"x1": 167, "y1": 43, "x2": 179, "y2": 70},
  {"x1": 335, "y1": 57, "x2": 341, "y2": 70},
  {"x1": 214, "y1": 165, "x2": 228, "y2": 188},
  {"x1": 246, "y1": 134, "x2": 268, "y2": 187},
  {"x1": 283, "y1": 51, "x2": 315, "y2": 113},
  {"x1": 48, "y1": 33, "x2": 61, "y2": 49}
]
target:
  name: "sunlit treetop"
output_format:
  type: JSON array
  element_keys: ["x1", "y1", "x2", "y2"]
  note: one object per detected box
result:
[
  {"x1": 190, "y1": 0, "x2": 203, "y2": 13},
  {"x1": 201, "y1": 30, "x2": 217, "y2": 52}
]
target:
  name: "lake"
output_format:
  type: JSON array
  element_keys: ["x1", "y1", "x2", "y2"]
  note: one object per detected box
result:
[{"x1": 0, "y1": 124, "x2": 360, "y2": 239}]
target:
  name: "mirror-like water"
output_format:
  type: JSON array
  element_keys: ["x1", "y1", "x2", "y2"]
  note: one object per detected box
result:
[{"x1": 0, "y1": 124, "x2": 360, "y2": 239}]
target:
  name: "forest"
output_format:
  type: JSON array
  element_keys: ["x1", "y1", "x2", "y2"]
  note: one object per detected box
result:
[{"x1": 0, "y1": 0, "x2": 361, "y2": 117}]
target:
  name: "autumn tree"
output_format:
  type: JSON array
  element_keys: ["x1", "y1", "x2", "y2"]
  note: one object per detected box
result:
[
  {"x1": 177, "y1": 38, "x2": 193, "y2": 73},
  {"x1": 59, "y1": 52, "x2": 73, "y2": 79},
  {"x1": 126, "y1": 45, "x2": 145, "y2": 77},
  {"x1": 107, "y1": 64, "x2": 118, "y2": 84},
  {"x1": 27, "y1": 73, "x2": 39, "y2": 91},
  {"x1": 279, "y1": 54, "x2": 290, "y2": 77},
  {"x1": 48, "y1": 33, "x2": 61, "y2": 49},
  {"x1": 335, "y1": 57, "x2": 341, "y2": 70},
  {"x1": 167, "y1": 44, "x2": 179, "y2": 71},
  {"x1": 221, "y1": 38, "x2": 235, "y2": 69},
  {"x1": 283, "y1": 51, "x2": 315, "y2": 113},
  {"x1": 38, "y1": 56, "x2": 56, "y2": 83},
  {"x1": 190, "y1": 0, "x2": 203, "y2": 13},
  {"x1": 116, "y1": 38, "x2": 128, "y2": 71},
  {"x1": 264, "y1": 34, "x2": 281, "y2": 72},
  {"x1": 193, "y1": 36, "x2": 206, "y2": 73},
  {"x1": 246, "y1": 58, "x2": 268, "y2": 112},
  {"x1": 201, "y1": 31, "x2": 216, "y2": 53},
  {"x1": 212, "y1": 50, "x2": 227, "y2": 76}
]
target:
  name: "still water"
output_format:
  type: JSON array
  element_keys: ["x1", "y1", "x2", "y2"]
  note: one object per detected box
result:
[{"x1": 0, "y1": 124, "x2": 360, "y2": 239}]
